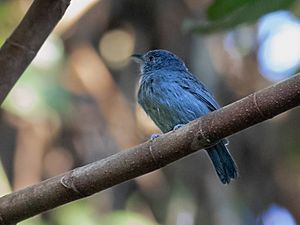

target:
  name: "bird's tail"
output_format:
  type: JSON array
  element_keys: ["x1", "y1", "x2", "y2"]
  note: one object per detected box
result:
[{"x1": 206, "y1": 141, "x2": 238, "y2": 184}]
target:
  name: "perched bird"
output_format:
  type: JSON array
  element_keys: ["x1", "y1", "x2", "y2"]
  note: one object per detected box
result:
[{"x1": 132, "y1": 49, "x2": 237, "y2": 184}]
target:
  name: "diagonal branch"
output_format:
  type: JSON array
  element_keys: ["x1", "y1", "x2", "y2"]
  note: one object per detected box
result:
[
  {"x1": 0, "y1": 0, "x2": 71, "y2": 104},
  {"x1": 0, "y1": 74, "x2": 299, "y2": 225}
]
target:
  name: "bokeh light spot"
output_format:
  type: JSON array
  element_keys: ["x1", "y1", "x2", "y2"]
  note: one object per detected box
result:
[
  {"x1": 8, "y1": 85, "x2": 40, "y2": 115},
  {"x1": 257, "y1": 11, "x2": 300, "y2": 81},
  {"x1": 260, "y1": 204, "x2": 297, "y2": 225},
  {"x1": 32, "y1": 35, "x2": 64, "y2": 70},
  {"x1": 99, "y1": 28, "x2": 135, "y2": 68}
]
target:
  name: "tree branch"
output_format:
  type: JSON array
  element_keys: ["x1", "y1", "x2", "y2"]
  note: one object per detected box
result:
[
  {"x1": 0, "y1": 0, "x2": 71, "y2": 104},
  {"x1": 0, "y1": 74, "x2": 299, "y2": 224}
]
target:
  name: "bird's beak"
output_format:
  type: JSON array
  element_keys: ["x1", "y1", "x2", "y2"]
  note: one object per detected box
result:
[{"x1": 131, "y1": 53, "x2": 144, "y2": 64}]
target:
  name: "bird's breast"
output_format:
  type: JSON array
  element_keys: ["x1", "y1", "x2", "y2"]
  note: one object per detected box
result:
[{"x1": 138, "y1": 76, "x2": 205, "y2": 133}]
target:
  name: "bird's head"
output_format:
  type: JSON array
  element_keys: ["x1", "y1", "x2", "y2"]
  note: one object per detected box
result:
[{"x1": 131, "y1": 49, "x2": 187, "y2": 74}]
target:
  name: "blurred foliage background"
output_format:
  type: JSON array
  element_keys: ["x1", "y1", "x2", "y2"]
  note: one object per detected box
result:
[{"x1": 0, "y1": 0, "x2": 300, "y2": 225}]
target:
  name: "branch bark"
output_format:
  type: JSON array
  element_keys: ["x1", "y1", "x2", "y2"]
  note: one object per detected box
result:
[
  {"x1": 0, "y1": 74, "x2": 299, "y2": 224},
  {"x1": 0, "y1": 0, "x2": 71, "y2": 104}
]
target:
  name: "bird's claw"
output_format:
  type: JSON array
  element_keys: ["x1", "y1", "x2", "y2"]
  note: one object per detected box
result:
[
  {"x1": 150, "y1": 133, "x2": 161, "y2": 141},
  {"x1": 173, "y1": 124, "x2": 185, "y2": 131}
]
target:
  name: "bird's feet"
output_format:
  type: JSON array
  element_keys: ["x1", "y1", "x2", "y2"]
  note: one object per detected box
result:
[
  {"x1": 150, "y1": 133, "x2": 161, "y2": 141},
  {"x1": 173, "y1": 124, "x2": 185, "y2": 131},
  {"x1": 150, "y1": 124, "x2": 184, "y2": 141}
]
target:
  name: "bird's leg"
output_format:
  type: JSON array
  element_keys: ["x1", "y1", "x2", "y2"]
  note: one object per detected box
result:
[
  {"x1": 150, "y1": 133, "x2": 161, "y2": 141},
  {"x1": 173, "y1": 124, "x2": 185, "y2": 131}
]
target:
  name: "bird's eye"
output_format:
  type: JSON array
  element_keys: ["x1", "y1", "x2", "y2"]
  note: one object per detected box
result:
[{"x1": 148, "y1": 56, "x2": 155, "y2": 62}]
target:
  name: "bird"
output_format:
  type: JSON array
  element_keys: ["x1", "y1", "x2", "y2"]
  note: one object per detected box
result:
[{"x1": 132, "y1": 49, "x2": 237, "y2": 184}]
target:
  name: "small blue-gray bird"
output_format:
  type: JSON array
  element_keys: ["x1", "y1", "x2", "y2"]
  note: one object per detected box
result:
[{"x1": 132, "y1": 49, "x2": 237, "y2": 184}]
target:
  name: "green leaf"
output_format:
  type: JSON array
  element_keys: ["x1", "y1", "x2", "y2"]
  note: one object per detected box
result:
[
  {"x1": 189, "y1": 0, "x2": 296, "y2": 33},
  {"x1": 207, "y1": 0, "x2": 250, "y2": 21}
]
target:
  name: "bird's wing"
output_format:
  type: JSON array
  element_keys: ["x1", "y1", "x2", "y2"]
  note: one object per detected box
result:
[{"x1": 175, "y1": 72, "x2": 220, "y2": 112}]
